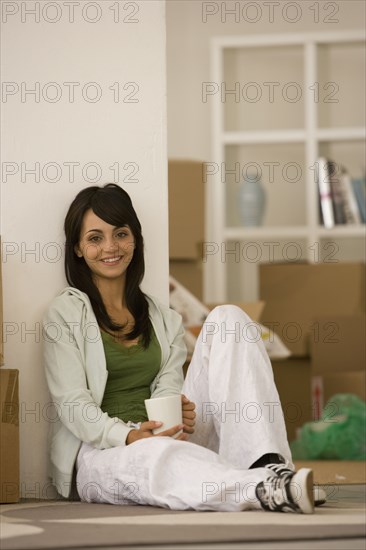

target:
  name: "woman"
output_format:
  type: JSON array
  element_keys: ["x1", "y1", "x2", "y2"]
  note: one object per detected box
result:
[{"x1": 43, "y1": 183, "x2": 315, "y2": 513}]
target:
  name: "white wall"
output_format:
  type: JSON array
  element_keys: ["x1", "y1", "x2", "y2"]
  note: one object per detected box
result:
[
  {"x1": 1, "y1": 0, "x2": 168, "y2": 498},
  {"x1": 167, "y1": 0, "x2": 366, "y2": 161},
  {"x1": 166, "y1": 0, "x2": 366, "y2": 302}
]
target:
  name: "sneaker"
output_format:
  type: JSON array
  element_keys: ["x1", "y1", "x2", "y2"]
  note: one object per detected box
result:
[
  {"x1": 266, "y1": 462, "x2": 294, "y2": 477},
  {"x1": 265, "y1": 463, "x2": 327, "y2": 507},
  {"x1": 255, "y1": 468, "x2": 314, "y2": 514},
  {"x1": 313, "y1": 485, "x2": 327, "y2": 506}
]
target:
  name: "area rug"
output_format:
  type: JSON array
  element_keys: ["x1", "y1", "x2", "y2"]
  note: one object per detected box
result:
[
  {"x1": 1, "y1": 486, "x2": 365, "y2": 550},
  {"x1": 294, "y1": 461, "x2": 366, "y2": 485}
]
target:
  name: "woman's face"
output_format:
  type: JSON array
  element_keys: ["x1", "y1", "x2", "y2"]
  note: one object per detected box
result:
[{"x1": 75, "y1": 209, "x2": 135, "y2": 283}]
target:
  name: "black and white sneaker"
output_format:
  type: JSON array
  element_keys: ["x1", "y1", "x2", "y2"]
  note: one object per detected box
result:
[
  {"x1": 265, "y1": 463, "x2": 326, "y2": 507},
  {"x1": 266, "y1": 463, "x2": 294, "y2": 477},
  {"x1": 255, "y1": 468, "x2": 314, "y2": 514},
  {"x1": 313, "y1": 485, "x2": 327, "y2": 506}
]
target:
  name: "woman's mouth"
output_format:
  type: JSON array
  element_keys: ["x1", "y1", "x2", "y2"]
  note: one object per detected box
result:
[{"x1": 101, "y1": 256, "x2": 122, "y2": 266}]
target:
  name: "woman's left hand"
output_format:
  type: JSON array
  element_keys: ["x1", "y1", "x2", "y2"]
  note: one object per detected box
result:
[{"x1": 181, "y1": 394, "x2": 196, "y2": 435}]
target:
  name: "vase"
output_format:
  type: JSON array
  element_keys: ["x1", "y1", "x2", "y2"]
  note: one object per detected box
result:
[{"x1": 238, "y1": 176, "x2": 266, "y2": 227}]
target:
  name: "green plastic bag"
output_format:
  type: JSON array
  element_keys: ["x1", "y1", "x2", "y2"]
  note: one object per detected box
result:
[{"x1": 290, "y1": 393, "x2": 366, "y2": 460}]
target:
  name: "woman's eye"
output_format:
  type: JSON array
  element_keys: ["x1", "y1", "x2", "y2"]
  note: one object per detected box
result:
[
  {"x1": 89, "y1": 235, "x2": 101, "y2": 242},
  {"x1": 116, "y1": 231, "x2": 128, "y2": 238}
]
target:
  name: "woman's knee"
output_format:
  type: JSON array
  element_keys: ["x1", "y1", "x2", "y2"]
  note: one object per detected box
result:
[
  {"x1": 205, "y1": 305, "x2": 254, "y2": 330},
  {"x1": 202, "y1": 305, "x2": 261, "y2": 346}
]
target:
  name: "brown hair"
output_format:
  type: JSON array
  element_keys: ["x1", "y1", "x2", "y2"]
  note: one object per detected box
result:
[{"x1": 64, "y1": 183, "x2": 151, "y2": 348}]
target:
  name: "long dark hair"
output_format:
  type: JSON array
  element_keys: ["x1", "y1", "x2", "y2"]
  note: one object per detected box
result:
[{"x1": 64, "y1": 183, "x2": 151, "y2": 348}]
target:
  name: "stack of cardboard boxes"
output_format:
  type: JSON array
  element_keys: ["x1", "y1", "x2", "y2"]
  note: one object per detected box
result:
[
  {"x1": 0, "y1": 239, "x2": 20, "y2": 503},
  {"x1": 168, "y1": 160, "x2": 366, "y2": 443},
  {"x1": 168, "y1": 160, "x2": 205, "y2": 300},
  {"x1": 260, "y1": 262, "x2": 366, "y2": 441}
]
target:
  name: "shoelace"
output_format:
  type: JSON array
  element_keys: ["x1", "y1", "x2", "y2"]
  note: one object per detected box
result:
[
  {"x1": 267, "y1": 463, "x2": 293, "y2": 476},
  {"x1": 262, "y1": 473, "x2": 299, "y2": 512}
]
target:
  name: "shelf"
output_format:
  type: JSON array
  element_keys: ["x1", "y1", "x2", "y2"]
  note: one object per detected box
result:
[
  {"x1": 223, "y1": 46, "x2": 304, "y2": 133},
  {"x1": 223, "y1": 130, "x2": 306, "y2": 145},
  {"x1": 223, "y1": 226, "x2": 366, "y2": 240},
  {"x1": 224, "y1": 226, "x2": 309, "y2": 240},
  {"x1": 317, "y1": 128, "x2": 366, "y2": 141},
  {"x1": 207, "y1": 30, "x2": 366, "y2": 303},
  {"x1": 317, "y1": 225, "x2": 366, "y2": 238},
  {"x1": 223, "y1": 128, "x2": 365, "y2": 145},
  {"x1": 212, "y1": 30, "x2": 366, "y2": 49},
  {"x1": 317, "y1": 42, "x2": 365, "y2": 130}
]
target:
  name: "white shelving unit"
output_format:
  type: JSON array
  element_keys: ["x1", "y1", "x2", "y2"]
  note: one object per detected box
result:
[{"x1": 204, "y1": 30, "x2": 366, "y2": 303}]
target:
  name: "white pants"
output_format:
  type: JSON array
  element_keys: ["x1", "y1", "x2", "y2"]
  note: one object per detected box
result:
[{"x1": 76, "y1": 305, "x2": 293, "y2": 512}]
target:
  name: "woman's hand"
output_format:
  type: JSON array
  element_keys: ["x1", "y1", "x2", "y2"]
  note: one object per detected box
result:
[
  {"x1": 126, "y1": 421, "x2": 187, "y2": 445},
  {"x1": 181, "y1": 394, "x2": 196, "y2": 435},
  {"x1": 126, "y1": 394, "x2": 196, "y2": 445}
]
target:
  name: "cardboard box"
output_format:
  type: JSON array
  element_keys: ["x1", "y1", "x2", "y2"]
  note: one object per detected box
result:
[
  {"x1": 321, "y1": 371, "x2": 366, "y2": 403},
  {"x1": 310, "y1": 312, "x2": 365, "y2": 418},
  {"x1": 265, "y1": 359, "x2": 365, "y2": 440},
  {"x1": 170, "y1": 259, "x2": 203, "y2": 301},
  {"x1": 0, "y1": 236, "x2": 3, "y2": 366},
  {"x1": 311, "y1": 314, "x2": 366, "y2": 374},
  {"x1": 272, "y1": 358, "x2": 313, "y2": 442},
  {"x1": 260, "y1": 262, "x2": 365, "y2": 356},
  {"x1": 0, "y1": 369, "x2": 20, "y2": 503},
  {"x1": 312, "y1": 370, "x2": 366, "y2": 420},
  {"x1": 168, "y1": 160, "x2": 205, "y2": 260}
]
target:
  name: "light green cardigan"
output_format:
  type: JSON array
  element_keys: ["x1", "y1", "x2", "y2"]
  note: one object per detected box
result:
[{"x1": 42, "y1": 286, "x2": 186, "y2": 498}]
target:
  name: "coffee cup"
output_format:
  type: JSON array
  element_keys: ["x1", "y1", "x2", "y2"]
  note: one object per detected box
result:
[{"x1": 144, "y1": 394, "x2": 183, "y2": 438}]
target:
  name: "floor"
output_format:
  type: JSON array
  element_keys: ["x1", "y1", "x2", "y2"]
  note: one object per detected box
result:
[{"x1": 1, "y1": 484, "x2": 364, "y2": 550}]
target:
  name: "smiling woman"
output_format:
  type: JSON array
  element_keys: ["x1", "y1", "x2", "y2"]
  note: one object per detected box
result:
[
  {"x1": 74, "y1": 212, "x2": 137, "y2": 343},
  {"x1": 42, "y1": 183, "x2": 316, "y2": 514},
  {"x1": 76, "y1": 214, "x2": 135, "y2": 288},
  {"x1": 63, "y1": 184, "x2": 150, "y2": 347}
]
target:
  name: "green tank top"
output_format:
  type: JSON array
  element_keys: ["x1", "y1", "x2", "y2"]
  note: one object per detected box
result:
[{"x1": 100, "y1": 327, "x2": 161, "y2": 424}]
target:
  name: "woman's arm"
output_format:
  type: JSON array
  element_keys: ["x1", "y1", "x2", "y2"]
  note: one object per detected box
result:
[
  {"x1": 149, "y1": 304, "x2": 187, "y2": 398},
  {"x1": 148, "y1": 300, "x2": 196, "y2": 434},
  {"x1": 43, "y1": 298, "x2": 133, "y2": 449}
]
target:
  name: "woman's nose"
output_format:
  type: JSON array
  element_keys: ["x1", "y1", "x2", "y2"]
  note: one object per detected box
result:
[{"x1": 104, "y1": 237, "x2": 118, "y2": 251}]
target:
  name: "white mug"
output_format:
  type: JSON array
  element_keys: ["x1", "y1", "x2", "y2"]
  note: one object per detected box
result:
[{"x1": 144, "y1": 394, "x2": 183, "y2": 438}]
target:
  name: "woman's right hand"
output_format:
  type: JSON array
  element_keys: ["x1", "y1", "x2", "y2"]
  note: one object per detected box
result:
[{"x1": 126, "y1": 421, "x2": 187, "y2": 445}]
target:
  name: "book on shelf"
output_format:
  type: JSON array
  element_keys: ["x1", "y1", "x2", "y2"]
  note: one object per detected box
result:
[
  {"x1": 316, "y1": 157, "x2": 365, "y2": 226},
  {"x1": 328, "y1": 160, "x2": 346, "y2": 224},
  {"x1": 315, "y1": 157, "x2": 334, "y2": 228},
  {"x1": 341, "y1": 171, "x2": 363, "y2": 224},
  {"x1": 351, "y1": 178, "x2": 366, "y2": 223}
]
